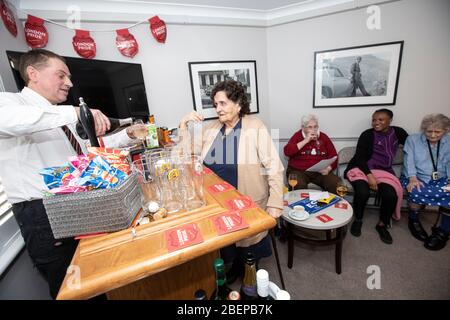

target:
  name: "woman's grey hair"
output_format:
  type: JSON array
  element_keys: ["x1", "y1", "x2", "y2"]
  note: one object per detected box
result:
[
  {"x1": 420, "y1": 113, "x2": 450, "y2": 133},
  {"x1": 301, "y1": 114, "x2": 319, "y2": 128}
]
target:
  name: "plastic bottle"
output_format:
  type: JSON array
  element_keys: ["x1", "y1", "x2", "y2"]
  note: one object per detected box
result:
[
  {"x1": 268, "y1": 281, "x2": 291, "y2": 300},
  {"x1": 256, "y1": 269, "x2": 272, "y2": 300}
]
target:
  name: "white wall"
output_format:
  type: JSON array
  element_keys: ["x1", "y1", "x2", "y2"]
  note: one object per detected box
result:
[
  {"x1": 267, "y1": 0, "x2": 450, "y2": 146},
  {"x1": 0, "y1": 18, "x2": 269, "y2": 129},
  {"x1": 0, "y1": 0, "x2": 448, "y2": 142}
]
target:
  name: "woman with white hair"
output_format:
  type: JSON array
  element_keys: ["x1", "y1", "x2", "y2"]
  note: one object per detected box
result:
[
  {"x1": 284, "y1": 114, "x2": 340, "y2": 192},
  {"x1": 401, "y1": 113, "x2": 450, "y2": 250}
]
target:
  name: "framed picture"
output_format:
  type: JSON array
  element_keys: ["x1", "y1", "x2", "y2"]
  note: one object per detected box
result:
[
  {"x1": 188, "y1": 60, "x2": 259, "y2": 119},
  {"x1": 313, "y1": 41, "x2": 404, "y2": 108}
]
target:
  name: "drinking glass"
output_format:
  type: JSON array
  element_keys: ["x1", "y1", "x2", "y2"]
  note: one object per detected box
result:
[
  {"x1": 288, "y1": 173, "x2": 298, "y2": 191},
  {"x1": 132, "y1": 157, "x2": 162, "y2": 217},
  {"x1": 153, "y1": 156, "x2": 185, "y2": 214},
  {"x1": 336, "y1": 180, "x2": 348, "y2": 198},
  {"x1": 131, "y1": 119, "x2": 148, "y2": 147},
  {"x1": 180, "y1": 155, "x2": 205, "y2": 211}
]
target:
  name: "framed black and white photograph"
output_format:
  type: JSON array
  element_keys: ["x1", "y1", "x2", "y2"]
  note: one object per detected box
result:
[
  {"x1": 313, "y1": 41, "x2": 404, "y2": 108},
  {"x1": 188, "y1": 60, "x2": 259, "y2": 119}
]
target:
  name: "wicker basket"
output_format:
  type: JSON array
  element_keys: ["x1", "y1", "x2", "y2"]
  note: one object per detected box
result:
[{"x1": 43, "y1": 173, "x2": 141, "y2": 239}]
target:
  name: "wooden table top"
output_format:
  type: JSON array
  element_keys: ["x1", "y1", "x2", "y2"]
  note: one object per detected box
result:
[{"x1": 57, "y1": 172, "x2": 276, "y2": 300}]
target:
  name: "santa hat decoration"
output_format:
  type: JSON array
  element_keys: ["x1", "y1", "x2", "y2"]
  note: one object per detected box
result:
[
  {"x1": 72, "y1": 29, "x2": 96, "y2": 59},
  {"x1": 1, "y1": 0, "x2": 17, "y2": 37},
  {"x1": 148, "y1": 15, "x2": 167, "y2": 43},
  {"x1": 115, "y1": 28, "x2": 139, "y2": 58},
  {"x1": 24, "y1": 15, "x2": 48, "y2": 48}
]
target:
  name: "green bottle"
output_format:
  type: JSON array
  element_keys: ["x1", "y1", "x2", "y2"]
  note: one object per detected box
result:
[
  {"x1": 240, "y1": 252, "x2": 258, "y2": 300},
  {"x1": 210, "y1": 258, "x2": 232, "y2": 300}
]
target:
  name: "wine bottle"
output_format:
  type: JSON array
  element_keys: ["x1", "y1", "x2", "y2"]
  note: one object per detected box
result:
[
  {"x1": 240, "y1": 252, "x2": 258, "y2": 300},
  {"x1": 78, "y1": 97, "x2": 99, "y2": 147},
  {"x1": 76, "y1": 117, "x2": 134, "y2": 139},
  {"x1": 210, "y1": 258, "x2": 232, "y2": 300}
]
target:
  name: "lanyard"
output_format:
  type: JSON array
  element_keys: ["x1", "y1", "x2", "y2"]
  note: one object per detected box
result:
[{"x1": 426, "y1": 140, "x2": 440, "y2": 173}]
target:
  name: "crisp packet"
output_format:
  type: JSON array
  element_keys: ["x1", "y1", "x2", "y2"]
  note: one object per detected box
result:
[
  {"x1": 39, "y1": 164, "x2": 74, "y2": 190},
  {"x1": 48, "y1": 185, "x2": 88, "y2": 195},
  {"x1": 87, "y1": 147, "x2": 131, "y2": 175},
  {"x1": 77, "y1": 155, "x2": 128, "y2": 189},
  {"x1": 68, "y1": 155, "x2": 91, "y2": 172}
]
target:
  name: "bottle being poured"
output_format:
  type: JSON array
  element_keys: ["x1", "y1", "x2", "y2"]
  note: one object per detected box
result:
[{"x1": 76, "y1": 97, "x2": 134, "y2": 141}]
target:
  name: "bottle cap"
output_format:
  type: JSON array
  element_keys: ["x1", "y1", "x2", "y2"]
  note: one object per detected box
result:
[
  {"x1": 276, "y1": 290, "x2": 291, "y2": 300},
  {"x1": 227, "y1": 291, "x2": 240, "y2": 300},
  {"x1": 194, "y1": 289, "x2": 206, "y2": 300},
  {"x1": 213, "y1": 258, "x2": 224, "y2": 268}
]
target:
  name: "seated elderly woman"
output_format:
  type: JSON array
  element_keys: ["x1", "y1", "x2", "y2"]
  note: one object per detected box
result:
[
  {"x1": 178, "y1": 79, "x2": 284, "y2": 283},
  {"x1": 283, "y1": 114, "x2": 340, "y2": 192},
  {"x1": 401, "y1": 113, "x2": 450, "y2": 251},
  {"x1": 345, "y1": 109, "x2": 408, "y2": 244}
]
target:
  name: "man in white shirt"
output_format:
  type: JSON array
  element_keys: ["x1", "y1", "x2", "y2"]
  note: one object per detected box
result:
[{"x1": 0, "y1": 49, "x2": 139, "y2": 299}]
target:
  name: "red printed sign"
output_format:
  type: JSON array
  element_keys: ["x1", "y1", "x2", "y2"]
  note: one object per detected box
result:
[
  {"x1": 149, "y1": 15, "x2": 167, "y2": 43},
  {"x1": 225, "y1": 196, "x2": 257, "y2": 211},
  {"x1": 24, "y1": 15, "x2": 48, "y2": 48},
  {"x1": 212, "y1": 211, "x2": 249, "y2": 235},
  {"x1": 1, "y1": 1, "x2": 17, "y2": 37},
  {"x1": 207, "y1": 182, "x2": 234, "y2": 194},
  {"x1": 300, "y1": 192, "x2": 309, "y2": 198},
  {"x1": 72, "y1": 29, "x2": 96, "y2": 59},
  {"x1": 116, "y1": 28, "x2": 139, "y2": 58},
  {"x1": 334, "y1": 202, "x2": 348, "y2": 209},
  {"x1": 316, "y1": 214, "x2": 334, "y2": 223},
  {"x1": 203, "y1": 167, "x2": 213, "y2": 175},
  {"x1": 165, "y1": 223, "x2": 203, "y2": 252}
]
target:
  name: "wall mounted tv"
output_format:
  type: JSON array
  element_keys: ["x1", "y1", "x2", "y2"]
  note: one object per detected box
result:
[{"x1": 6, "y1": 50, "x2": 150, "y2": 119}]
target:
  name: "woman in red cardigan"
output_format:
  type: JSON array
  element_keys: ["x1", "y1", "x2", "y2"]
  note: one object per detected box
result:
[{"x1": 284, "y1": 114, "x2": 340, "y2": 193}]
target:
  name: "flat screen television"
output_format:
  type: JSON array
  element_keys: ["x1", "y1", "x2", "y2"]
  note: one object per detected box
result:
[{"x1": 6, "y1": 50, "x2": 150, "y2": 120}]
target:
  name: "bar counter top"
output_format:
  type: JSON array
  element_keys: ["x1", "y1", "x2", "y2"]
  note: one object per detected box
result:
[{"x1": 57, "y1": 172, "x2": 276, "y2": 300}]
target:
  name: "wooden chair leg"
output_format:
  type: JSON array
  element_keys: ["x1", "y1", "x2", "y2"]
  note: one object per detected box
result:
[{"x1": 270, "y1": 228, "x2": 286, "y2": 290}]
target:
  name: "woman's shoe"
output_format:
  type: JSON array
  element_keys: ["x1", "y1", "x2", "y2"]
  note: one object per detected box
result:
[
  {"x1": 424, "y1": 227, "x2": 449, "y2": 251},
  {"x1": 408, "y1": 218, "x2": 428, "y2": 242},
  {"x1": 375, "y1": 225, "x2": 393, "y2": 244},
  {"x1": 350, "y1": 220, "x2": 362, "y2": 237}
]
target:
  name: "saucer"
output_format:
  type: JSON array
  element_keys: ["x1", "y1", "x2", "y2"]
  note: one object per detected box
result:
[{"x1": 289, "y1": 209, "x2": 310, "y2": 221}]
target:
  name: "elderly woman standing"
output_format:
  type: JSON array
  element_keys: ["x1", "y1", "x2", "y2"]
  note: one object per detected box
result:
[
  {"x1": 284, "y1": 114, "x2": 340, "y2": 192},
  {"x1": 178, "y1": 79, "x2": 284, "y2": 283},
  {"x1": 401, "y1": 113, "x2": 450, "y2": 250},
  {"x1": 345, "y1": 109, "x2": 408, "y2": 244}
]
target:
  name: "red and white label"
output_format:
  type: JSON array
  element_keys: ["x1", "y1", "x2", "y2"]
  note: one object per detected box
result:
[
  {"x1": 300, "y1": 192, "x2": 309, "y2": 198},
  {"x1": 72, "y1": 29, "x2": 96, "y2": 59},
  {"x1": 212, "y1": 211, "x2": 249, "y2": 235},
  {"x1": 316, "y1": 214, "x2": 334, "y2": 223},
  {"x1": 225, "y1": 196, "x2": 257, "y2": 211},
  {"x1": 207, "y1": 182, "x2": 234, "y2": 194},
  {"x1": 334, "y1": 202, "x2": 348, "y2": 210},
  {"x1": 24, "y1": 15, "x2": 48, "y2": 48},
  {"x1": 1, "y1": 1, "x2": 17, "y2": 37},
  {"x1": 149, "y1": 15, "x2": 167, "y2": 43},
  {"x1": 116, "y1": 28, "x2": 138, "y2": 58},
  {"x1": 165, "y1": 223, "x2": 203, "y2": 252}
]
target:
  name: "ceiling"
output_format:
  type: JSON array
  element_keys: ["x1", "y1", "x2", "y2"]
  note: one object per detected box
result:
[{"x1": 12, "y1": 0, "x2": 398, "y2": 27}]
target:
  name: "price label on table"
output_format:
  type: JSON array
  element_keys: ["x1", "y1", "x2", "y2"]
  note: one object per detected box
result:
[
  {"x1": 225, "y1": 196, "x2": 257, "y2": 211},
  {"x1": 316, "y1": 214, "x2": 334, "y2": 223},
  {"x1": 335, "y1": 202, "x2": 348, "y2": 209},
  {"x1": 207, "y1": 182, "x2": 235, "y2": 193},
  {"x1": 212, "y1": 211, "x2": 249, "y2": 235},
  {"x1": 165, "y1": 223, "x2": 204, "y2": 252}
]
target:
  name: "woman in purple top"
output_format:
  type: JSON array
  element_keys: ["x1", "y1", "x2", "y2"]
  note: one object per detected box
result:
[{"x1": 344, "y1": 109, "x2": 408, "y2": 244}]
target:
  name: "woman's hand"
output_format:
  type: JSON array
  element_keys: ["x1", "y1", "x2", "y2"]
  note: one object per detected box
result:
[
  {"x1": 266, "y1": 207, "x2": 282, "y2": 219},
  {"x1": 319, "y1": 165, "x2": 332, "y2": 176},
  {"x1": 179, "y1": 111, "x2": 204, "y2": 129},
  {"x1": 407, "y1": 176, "x2": 423, "y2": 193},
  {"x1": 367, "y1": 173, "x2": 378, "y2": 191}
]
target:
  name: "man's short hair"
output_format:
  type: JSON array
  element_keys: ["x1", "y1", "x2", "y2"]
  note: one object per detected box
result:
[{"x1": 19, "y1": 49, "x2": 66, "y2": 84}]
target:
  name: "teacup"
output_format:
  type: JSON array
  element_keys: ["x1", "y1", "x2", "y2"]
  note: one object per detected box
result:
[{"x1": 293, "y1": 205, "x2": 305, "y2": 212}]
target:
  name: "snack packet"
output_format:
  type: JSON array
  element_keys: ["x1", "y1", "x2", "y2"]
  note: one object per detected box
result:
[
  {"x1": 39, "y1": 164, "x2": 74, "y2": 190},
  {"x1": 87, "y1": 147, "x2": 131, "y2": 175},
  {"x1": 77, "y1": 155, "x2": 128, "y2": 189}
]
